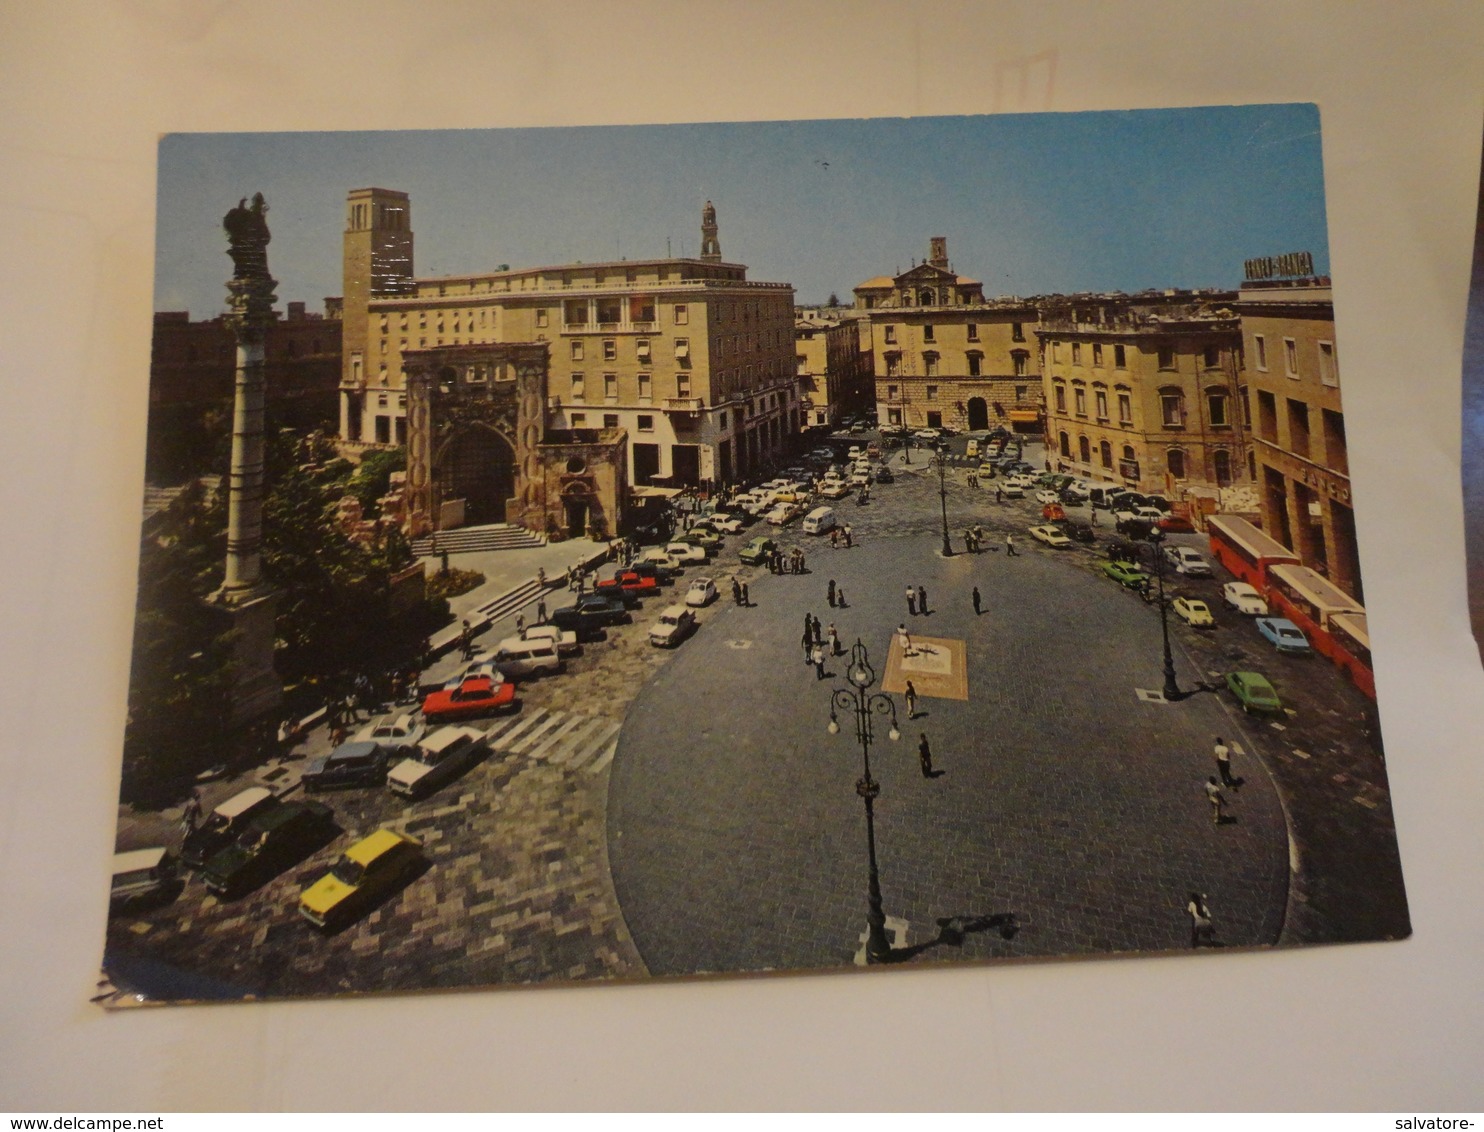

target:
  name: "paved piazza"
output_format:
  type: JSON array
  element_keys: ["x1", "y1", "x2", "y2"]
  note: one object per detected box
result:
[{"x1": 107, "y1": 439, "x2": 1408, "y2": 1000}]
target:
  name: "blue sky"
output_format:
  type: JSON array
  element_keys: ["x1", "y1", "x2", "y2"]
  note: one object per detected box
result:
[{"x1": 155, "y1": 104, "x2": 1329, "y2": 315}]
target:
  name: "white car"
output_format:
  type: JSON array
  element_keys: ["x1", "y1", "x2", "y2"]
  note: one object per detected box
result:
[
  {"x1": 1163, "y1": 545, "x2": 1213, "y2": 577},
  {"x1": 443, "y1": 658, "x2": 508, "y2": 690},
  {"x1": 1029, "y1": 524, "x2": 1072, "y2": 548},
  {"x1": 639, "y1": 547, "x2": 685, "y2": 572},
  {"x1": 1035, "y1": 489, "x2": 1060, "y2": 505},
  {"x1": 352, "y1": 712, "x2": 425, "y2": 754},
  {"x1": 521, "y1": 623, "x2": 580, "y2": 656},
  {"x1": 666, "y1": 542, "x2": 709, "y2": 564},
  {"x1": 1222, "y1": 581, "x2": 1270, "y2": 615},
  {"x1": 766, "y1": 503, "x2": 801, "y2": 525},
  {"x1": 484, "y1": 636, "x2": 563, "y2": 678},
  {"x1": 847, "y1": 446, "x2": 863, "y2": 460},
  {"x1": 386, "y1": 726, "x2": 486, "y2": 798},
  {"x1": 850, "y1": 471, "x2": 871, "y2": 487},
  {"x1": 820, "y1": 481, "x2": 851, "y2": 499},
  {"x1": 1062, "y1": 480, "x2": 1092, "y2": 501},
  {"x1": 648, "y1": 604, "x2": 698, "y2": 647},
  {"x1": 1000, "y1": 481, "x2": 1025, "y2": 498},
  {"x1": 707, "y1": 513, "x2": 744, "y2": 534},
  {"x1": 685, "y1": 577, "x2": 718, "y2": 607},
  {"x1": 913, "y1": 428, "x2": 941, "y2": 441}
]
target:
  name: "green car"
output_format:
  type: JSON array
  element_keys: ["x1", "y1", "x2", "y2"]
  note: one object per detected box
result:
[
  {"x1": 739, "y1": 536, "x2": 778, "y2": 565},
  {"x1": 677, "y1": 528, "x2": 723, "y2": 552},
  {"x1": 1226, "y1": 670, "x2": 1283, "y2": 714},
  {"x1": 1102, "y1": 559, "x2": 1150, "y2": 589}
]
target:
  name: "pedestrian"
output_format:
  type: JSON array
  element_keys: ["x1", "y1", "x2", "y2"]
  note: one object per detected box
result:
[
  {"x1": 537, "y1": 598, "x2": 547, "y2": 623},
  {"x1": 1091, "y1": 508, "x2": 1099, "y2": 527},
  {"x1": 1187, "y1": 892, "x2": 1214, "y2": 948},
  {"x1": 1005, "y1": 533, "x2": 1018, "y2": 556},
  {"x1": 905, "y1": 680, "x2": 918, "y2": 719},
  {"x1": 918, "y1": 585, "x2": 928, "y2": 615},
  {"x1": 827, "y1": 579, "x2": 837, "y2": 607},
  {"x1": 972, "y1": 586, "x2": 983, "y2": 615},
  {"x1": 515, "y1": 613, "x2": 525, "y2": 636},
  {"x1": 974, "y1": 523, "x2": 984, "y2": 548},
  {"x1": 897, "y1": 623, "x2": 915, "y2": 656},
  {"x1": 1214, "y1": 737, "x2": 1240, "y2": 788},
  {"x1": 731, "y1": 578, "x2": 742, "y2": 606},
  {"x1": 811, "y1": 614, "x2": 822, "y2": 644},
  {"x1": 844, "y1": 524, "x2": 854, "y2": 548},
  {"x1": 1205, "y1": 776, "x2": 1228, "y2": 825},
  {"x1": 918, "y1": 733, "x2": 935, "y2": 778},
  {"x1": 835, "y1": 586, "x2": 846, "y2": 608},
  {"x1": 802, "y1": 626, "x2": 814, "y2": 662},
  {"x1": 537, "y1": 566, "x2": 547, "y2": 587},
  {"x1": 798, "y1": 551, "x2": 807, "y2": 574},
  {"x1": 180, "y1": 791, "x2": 202, "y2": 836},
  {"x1": 828, "y1": 622, "x2": 841, "y2": 656},
  {"x1": 964, "y1": 528, "x2": 975, "y2": 553},
  {"x1": 996, "y1": 486, "x2": 1003, "y2": 503},
  {"x1": 740, "y1": 581, "x2": 750, "y2": 606},
  {"x1": 830, "y1": 528, "x2": 840, "y2": 548},
  {"x1": 459, "y1": 619, "x2": 475, "y2": 660},
  {"x1": 907, "y1": 586, "x2": 918, "y2": 616},
  {"x1": 812, "y1": 643, "x2": 828, "y2": 680}
]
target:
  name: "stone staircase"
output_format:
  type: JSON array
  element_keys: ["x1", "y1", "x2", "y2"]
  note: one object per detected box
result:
[{"x1": 410, "y1": 523, "x2": 546, "y2": 556}]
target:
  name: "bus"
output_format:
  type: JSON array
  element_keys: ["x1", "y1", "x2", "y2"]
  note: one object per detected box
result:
[
  {"x1": 1266, "y1": 563, "x2": 1373, "y2": 699},
  {"x1": 1206, "y1": 514, "x2": 1300, "y2": 590}
]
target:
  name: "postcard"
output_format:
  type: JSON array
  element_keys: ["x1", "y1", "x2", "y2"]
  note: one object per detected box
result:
[{"x1": 101, "y1": 106, "x2": 1409, "y2": 1005}]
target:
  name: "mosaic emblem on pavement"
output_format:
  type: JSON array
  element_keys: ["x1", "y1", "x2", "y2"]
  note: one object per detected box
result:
[{"x1": 882, "y1": 634, "x2": 968, "y2": 700}]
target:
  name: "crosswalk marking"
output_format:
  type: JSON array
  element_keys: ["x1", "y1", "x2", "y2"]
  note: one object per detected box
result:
[
  {"x1": 474, "y1": 706, "x2": 623, "y2": 773},
  {"x1": 540, "y1": 715, "x2": 609, "y2": 765},
  {"x1": 555, "y1": 719, "x2": 620, "y2": 768},
  {"x1": 484, "y1": 707, "x2": 551, "y2": 749},
  {"x1": 524, "y1": 713, "x2": 594, "y2": 761},
  {"x1": 583, "y1": 740, "x2": 618, "y2": 776},
  {"x1": 507, "y1": 711, "x2": 571, "y2": 754}
]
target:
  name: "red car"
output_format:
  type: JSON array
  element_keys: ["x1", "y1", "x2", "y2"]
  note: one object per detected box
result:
[
  {"x1": 1157, "y1": 513, "x2": 1196, "y2": 533},
  {"x1": 594, "y1": 571, "x2": 659, "y2": 604},
  {"x1": 421, "y1": 675, "x2": 516, "y2": 722}
]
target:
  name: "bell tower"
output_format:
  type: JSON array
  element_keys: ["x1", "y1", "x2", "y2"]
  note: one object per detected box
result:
[
  {"x1": 700, "y1": 199, "x2": 721, "y2": 262},
  {"x1": 340, "y1": 188, "x2": 414, "y2": 441},
  {"x1": 928, "y1": 236, "x2": 949, "y2": 270}
]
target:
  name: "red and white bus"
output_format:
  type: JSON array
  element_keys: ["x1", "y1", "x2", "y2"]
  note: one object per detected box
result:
[
  {"x1": 1266, "y1": 563, "x2": 1372, "y2": 698},
  {"x1": 1206, "y1": 514, "x2": 1300, "y2": 590}
]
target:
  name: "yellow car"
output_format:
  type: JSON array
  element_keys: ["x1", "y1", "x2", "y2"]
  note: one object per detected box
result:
[
  {"x1": 299, "y1": 828, "x2": 424, "y2": 929},
  {"x1": 1172, "y1": 596, "x2": 1216, "y2": 628}
]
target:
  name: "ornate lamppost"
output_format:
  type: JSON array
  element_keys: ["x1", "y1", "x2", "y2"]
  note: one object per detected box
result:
[
  {"x1": 1145, "y1": 526, "x2": 1181, "y2": 700},
  {"x1": 827, "y1": 639, "x2": 902, "y2": 964},
  {"x1": 933, "y1": 441, "x2": 954, "y2": 556}
]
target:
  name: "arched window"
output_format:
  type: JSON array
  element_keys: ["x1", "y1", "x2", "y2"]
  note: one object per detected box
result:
[
  {"x1": 919, "y1": 287, "x2": 936, "y2": 306},
  {"x1": 1079, "y1": 435, "x2": 1091, "y2": 463},
  {"x1": 1122, "y1": 444, "x2": 1136, "y2": 463},
  {"x1": 1100, "y1": 440, "x2": 1113, "y2": 468},
  {"x1": 1059, "y1": 431, "x2": 1071, "y2": 458},
  {"x1": 1167, "y1": 449, "x2": 1187, "y2": 479}
]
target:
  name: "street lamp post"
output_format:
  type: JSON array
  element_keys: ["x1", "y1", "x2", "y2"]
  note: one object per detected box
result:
[
  {"x1": 934, "y1": 442, "x2": 954, "y2": 556},
  {"x1": 827, "y1": 639, "x2": 902, "y2": 964},
  {"x1": 1146, "y1": 527, "x2": 1180, "y2": 699}
]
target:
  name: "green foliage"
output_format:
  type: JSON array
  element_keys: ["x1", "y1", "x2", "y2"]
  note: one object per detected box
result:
[
  {"x1": 426, "y1": 567, "x2": 485, "y2": 602},
  {"x1": 348, "y1": 448, "x2": 407, "y2": 518}
]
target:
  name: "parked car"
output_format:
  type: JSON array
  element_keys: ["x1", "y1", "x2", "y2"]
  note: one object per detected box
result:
[
  {"x1": 180, "y1": 786, "x2": 279, "y2": 868},
  {"x1": 1029, "y1": 524, "x2": 1072, "y2": 548},
  {"x1": 649, "y1": 603, "x2": 698, "y2": 647},
  {"x1": 820, "y1": 481, "x2": 851, "y2": 499},
  {"x1": 520, "y1": 623, "x2": 580, "y2": 656},
  {"x1": 110, "y1": 847, "x2": 180, "y2": 913},
  {"x1": 739, "y1": 536, "x2": 778, "y2": 565},
  {"x1": 1163, "y1": 545, "x2": 1213, "y2": 577},
  {"x1": 483, "y1": 636, "x2": 563, "y2": 678},
  {"x1": 685, "y1": 577, "x2": 718, "y2": 606},
  {"x1": 1172, "y1": 597, "x2": 1216, "y2": 628},
  {"x1": 1102, "y1": 560, "x2": 1150, "y2": 589},
  {"x1": 1256, "y1": 616, "x2": 1312, "y2": 655},
  {"x1": 351, "y1": 712, "x2": 426, "y2": 757},
  {"x1": 1035, "y1": 489, "x2": 1060, "y2": 505},
  {"x1": 676, "y1": 528, "x2": 724, "y2": 552},
  {"x1": 386, "y1": 726, "x2": 488, "y2": 799},
  {"x1": 1221, "y1": 582, "x2": 1270, "y2": 616},
  {"x1": 622, "y1": 559, "x2": 677, "y2": 586},
  {"x1": 1058, "y1": 520, "x2": 1097, "y2": 544},
  {"x1": 201, "y1": 800, "x2": 337, "y2": 898},
  {"x1": 665, "y1": 542, "x2": 709, "y2": 565},
  {"x1": 1041, "y1": 502, "x2": 1067, "y2": 522},
  {"x1": 1226, "y1": 670, "x2": 1283, "y2": 714},
  {"x1": 965, "y1": 439, "x2": 980, "y2": 458},
  {"x1": 595, "y1": 570, "x2": 661, "y2": 604},
  {"x1": 1156, "y1": 513, "x2": 1196, "y2": 533},
  {"x1": 1000, "y1": 481, "x2": 1025, "y2": 499},
  {"x1": 874, "y1": 466, "x2": 895, "y2": 484},
  {"x1": 299, "y1": 828, "x2": 425, "y2": 930},
  {"x1": 766, "y1": 502, "x2": 801, "y2": 526},
  {"x1": 706, "y1": 513, "x2": 745, "y2": 534},
  {"x1": 421, "y1": 675, "x2": 517, "y2": 722},
  {"x1": 913, "y1": 428, "x2": 942, "y2": 442},
  {"x1": 302, "y1": 741, "x2": 396, "y2": 792}
]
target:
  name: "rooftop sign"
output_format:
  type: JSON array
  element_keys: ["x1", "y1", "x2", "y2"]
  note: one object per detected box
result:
[{"x1": 1244, "y1": 251, "x2": 1315, "y2": 280}]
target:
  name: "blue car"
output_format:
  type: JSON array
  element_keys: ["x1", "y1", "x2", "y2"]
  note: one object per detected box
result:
[{"x1": 1255, "y1": 617, "x2": 1311, "y2": 655}]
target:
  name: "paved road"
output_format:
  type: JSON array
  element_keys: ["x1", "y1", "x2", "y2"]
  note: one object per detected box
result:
[{"x1": 608, "y1": 510, "x2": 1291, "y2": 974}]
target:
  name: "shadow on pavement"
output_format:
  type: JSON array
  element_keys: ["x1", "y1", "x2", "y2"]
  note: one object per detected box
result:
[{"x1": 886, "y1": 912, "x2": 1019, "y2": 962}]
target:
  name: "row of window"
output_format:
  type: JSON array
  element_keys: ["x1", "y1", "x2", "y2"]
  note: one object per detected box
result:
[
  {"x1": 569, "y1": 337, "x2": 681, "y2": 363},
  {"x1": 882, "y1": 322, "x2": 1026, "y2": 345},
  {"x1": 883, "y1": 351, "x2": 1029, "y2": 377},
  {"x1": 569, "y1": 372, "x2": 690, "y2": 402},
  {"x1": 1049, "y1": 341, "x2": 1225, "y2": 371},
  {"x1": 1250, "y1": 334, "x2": 1338, "y2": 386},
  {"x1": 1051, "y1": 382, "x2": 1235, "y2": 429},
  {"x1": 1056, "y1": 432, "x2": 1235, "y2": 484},
  {"x1": 883, "y1": 383, "x2": 1032, "y2": 403}
]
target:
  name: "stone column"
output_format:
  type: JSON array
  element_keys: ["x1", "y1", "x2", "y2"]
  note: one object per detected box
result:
[{"x1": 213, "y1": 193, "x2": 283, "y2": 725}]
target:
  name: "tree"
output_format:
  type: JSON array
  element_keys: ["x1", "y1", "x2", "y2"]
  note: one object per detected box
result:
[{"x1": 827, "y1": 291, "x2": 840, "y2": 308}]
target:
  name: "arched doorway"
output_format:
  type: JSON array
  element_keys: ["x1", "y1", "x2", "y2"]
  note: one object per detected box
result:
[
  {"x1": 434, "y1": 425, "x2": 516, "y2": 526},
  {"x1": 966, "y1": 397, "x2": 989, "y2": 431},
  {"x1": 560, "y1": 483, "x2": 599, "y2": 540}
]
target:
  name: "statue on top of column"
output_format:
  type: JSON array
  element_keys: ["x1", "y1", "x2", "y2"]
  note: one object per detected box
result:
[{"x1": 223, "y1": 192, "x2": 277, "y2": 325}]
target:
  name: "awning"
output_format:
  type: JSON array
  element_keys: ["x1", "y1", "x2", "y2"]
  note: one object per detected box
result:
[
  {"x1": 1008, "y1": 410, "x2": 1040, "y2": 422},
  {"x1": 632, "y1": 485, "x2": 683, "y2": 499}
]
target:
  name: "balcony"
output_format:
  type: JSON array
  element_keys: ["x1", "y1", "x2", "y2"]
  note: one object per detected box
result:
[{"x1": 666, "y1": 397, "x2": 704, "y2": 412}]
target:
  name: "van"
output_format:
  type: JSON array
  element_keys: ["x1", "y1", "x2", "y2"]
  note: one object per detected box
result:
[
  {"x1": 489, "y1": 637, "x2": 563, "y2": 678},
  {"x1": 181, "y1": 786, "x2": 279, "y2": 867},
  {"x1": 110, "y1": 847, "x2": 179, "y2": 912},
  {"x1": 802, "y1": 506, "x2": 837, "y2": 534}
]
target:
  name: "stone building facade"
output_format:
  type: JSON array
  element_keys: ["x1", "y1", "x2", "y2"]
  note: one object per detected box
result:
[
  {"x1": 856, "y1": 238, "x2": 1043, "y2": 433},
  {"x1": 1236, "y1": 277, "x2": 1359, "y2": 598},
  {"x1": 337, "y1": 189, "x2": 797, "y2": 520},
  {"x1": 1038, "y1": 292, "x2": 1247, "y2": 497},
  {"x1": 794, "y1": 314, "x2": 872, "y2": 429}
]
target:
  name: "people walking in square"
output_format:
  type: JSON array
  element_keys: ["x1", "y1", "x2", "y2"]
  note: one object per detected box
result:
[
  {"x1": 1205, "y1": 777, "x2": 1228, "y2": 825},
  {"x1": 537, "y1": 598, "x2": 547, "y2": 623},
  {"x1": 897, "y1": 623, "x2": 915, "y2": 657},
  {"x1": 843, "y1": 524, "x2": 853, "y2": 548},
  {"x1": 812, "y1": 643, "x2": 828, "y2": 680},
  {"x1": 828, "y1": 622, "x2": 841, "y2": 656},
  {"x1": 798, "y1": 550, "x2": 808, "y2": 574},
  {"x1": 918, "y1": 733, "x2": 935, "y2": 778},
  {"x1": 515, "y1": 613, "x2": 525, "y2": 636},
  {"x1": 906, "y1": 586, "x2": 918, "y2": 616},
  {"x1": 972, "y1": 586, "x2": 983, "y2": 615},
  {"x1": 811, "y1": 614, "x2": 823, "y2": 645},
  {"x1": 732, "y1": 578, "x2": 742, "y2": 606},
  {"x1": 905, "y1": 680, "x2": 918, "y2": 719},
  {"x1": 1214, "y1": 737, "x2": 1240, "y2": 789},
  {"x1": 835, "y1": 586, "x2": 846, "y2": 608},
  {"x1": 740, "y1": 581, "x2": 750, "y2": 606},
  {"x1": 827, "y1": 579, "x2": 837, "y2": 607},
  {"x1": 802, "y1": 627, "x2": 814, "y2": 662},
  {"x1": 1005, "y1": 533, "x2": 1018, "y2": 556},
  {"x1": 974, "y1": 523, "x2": 984, "y2": 548},
  {"x1": 918, "y1": 585, "x2": 928, "y2": 615},
  {"x1": 1187, "y1": 892, "x2": 1214, "y2": 948},
  {"x1": 180, "y1": 791, "x2": 202, "y2": 836},
  {"x1": 995, "y1": 486, "x2": 1003, "y2": 503},
  {"x1": 964, "y1": 527, "x2": 976, "y2": 553}
]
